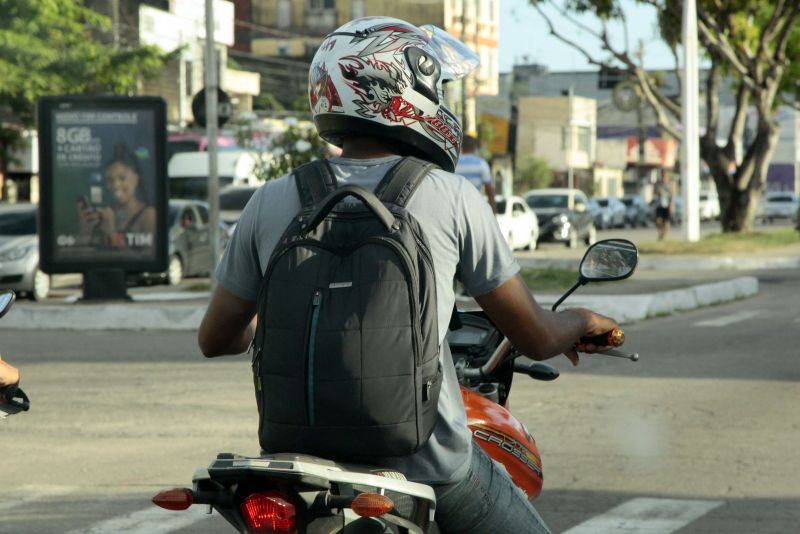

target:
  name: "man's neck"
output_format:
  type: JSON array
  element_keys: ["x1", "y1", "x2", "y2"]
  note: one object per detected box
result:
[{"x1": 339, "y1": 137, "x2": 399, "y2": 160}]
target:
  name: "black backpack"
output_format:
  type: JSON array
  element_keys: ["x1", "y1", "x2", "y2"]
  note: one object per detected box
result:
[{"x1": 252, "y1": 156, "x2": 442, "y2": 458}]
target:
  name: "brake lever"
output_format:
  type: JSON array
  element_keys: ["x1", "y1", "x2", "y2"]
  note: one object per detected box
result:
[{"x1": 598, "y1": 348, "x2": 639, "y2": 362}]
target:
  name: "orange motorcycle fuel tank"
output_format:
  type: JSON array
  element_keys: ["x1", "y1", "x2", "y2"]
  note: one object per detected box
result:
[{"x1": 461, "y1": 386, "x2": 543, "y2": 500}]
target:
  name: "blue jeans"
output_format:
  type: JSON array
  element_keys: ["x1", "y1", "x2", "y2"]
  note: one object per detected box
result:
[{"x1": 432, "y1": 444, "x2": 552, "y2": 534}]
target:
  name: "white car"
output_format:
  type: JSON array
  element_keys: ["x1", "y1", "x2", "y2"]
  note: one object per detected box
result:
[
  {"x1": 757, "y1": 191, "x2": 798, "y2": 223},
  {"x1": 495, "y1": 196, "x2": 539, "y2": 251},
  {"x1": 698, "y1": 190, "x2": 721, "y2": 220}
]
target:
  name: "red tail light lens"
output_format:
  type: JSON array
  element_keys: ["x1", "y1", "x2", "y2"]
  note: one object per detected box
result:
[
  {"x1": 240, "y1": 491, "x2": 297, "y2": 533},
  {"x1": 152, "y1": 488, "x2": 193, "y2": 511}
]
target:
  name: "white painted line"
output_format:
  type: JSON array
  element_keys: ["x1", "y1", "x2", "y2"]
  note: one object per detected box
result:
[
  {"x1": 66, "y1": 505, "x2": 212, "y2": 534},
  {"x1": 694, "y1": 310, "x2": 762, "y2": 327},
  {"x1": 563, "y1": 497, "x2": 723, "y2": 534},
  {"x1": 0, "y1": 486, "x2": 76, "y2": 512}
]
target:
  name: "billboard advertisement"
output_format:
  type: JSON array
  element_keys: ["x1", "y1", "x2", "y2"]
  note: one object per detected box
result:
[{"x1": 38, "y1": 96, "x2": 168, "y2": 273}]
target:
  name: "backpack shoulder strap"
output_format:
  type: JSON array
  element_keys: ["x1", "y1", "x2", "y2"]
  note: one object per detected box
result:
[
  {"x1": 375, "y1": 156, "x2": 438, "y2": 208},
  {"x1": 293, "y1": 159, "x2": 337, "y2": 210}
]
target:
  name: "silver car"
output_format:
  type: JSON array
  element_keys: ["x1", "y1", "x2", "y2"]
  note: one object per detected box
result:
[{"x1": 0, "y1": 205, "x2": 50, "y2": 300}]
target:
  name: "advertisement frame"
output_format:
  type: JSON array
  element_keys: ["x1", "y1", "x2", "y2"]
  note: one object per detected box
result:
[{"x1": 37, "y1": 95, "x2": 168, "y2": 274}]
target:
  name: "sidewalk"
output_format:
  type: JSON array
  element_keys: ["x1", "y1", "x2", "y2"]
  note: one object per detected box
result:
[{"x1": 3, "y1": 237, "x2": 793, "y2": 331}]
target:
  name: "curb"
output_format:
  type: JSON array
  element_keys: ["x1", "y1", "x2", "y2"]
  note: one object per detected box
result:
[
  {"x1": 1, "y1": 277, "x2": 759, "y2": 331},
  {"x1": 518, "y1": 255, "x2": 800, "y2": 271},
  {"x1": 458, "y1": 276, "x2": 759, "y2": 325}
]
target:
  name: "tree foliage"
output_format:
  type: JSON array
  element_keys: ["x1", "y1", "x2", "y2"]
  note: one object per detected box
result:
[
  {"x1": 531, "y1": 0, "x2": 800, "y2": 232},
  {"x1": 0, "y1": 0, "x2": 167, "y2": 170},
  {"x1": 515, "y1": 154, "x2": 554, "y2": 193},
  {"x1": 235, "y1": 117, "x2": 329, "y2": 182}
]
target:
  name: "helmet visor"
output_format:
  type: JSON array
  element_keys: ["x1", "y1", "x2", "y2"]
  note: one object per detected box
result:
[{"x1": 419, "y1": 24, "x2": 479, "y2": 81}]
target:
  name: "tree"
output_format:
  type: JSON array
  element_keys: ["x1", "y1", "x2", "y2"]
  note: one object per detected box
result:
[
  {"x1": 234, "y1": 116, "x2": 329, "y2": 182},
  {"x1": 531, "y1": 0, "x2": 800, "y2": 232},
  {"x1": 0, "y1": 0, "x2": 166, "y2": 174},
  {"x1": 515, "y1": 154, "x2": 554, "y2": 193}
]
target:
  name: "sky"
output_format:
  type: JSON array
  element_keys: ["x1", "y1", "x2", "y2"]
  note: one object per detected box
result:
[{"x1": 499, "y1": 0, "x2": 677, "y2": 73}]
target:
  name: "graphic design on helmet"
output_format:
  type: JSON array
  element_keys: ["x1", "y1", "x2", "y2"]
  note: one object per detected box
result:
[
  {"x1": 310, "y1": 63, "x2": 344, "y2": 114},
  {"x1": 309, "y1": 17, "x2": 479, "y2": 171}
]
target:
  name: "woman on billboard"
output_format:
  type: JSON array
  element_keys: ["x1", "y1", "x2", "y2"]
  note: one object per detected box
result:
[{"x1": 77, "y1": 143, "x2": 155, "y2": 249}]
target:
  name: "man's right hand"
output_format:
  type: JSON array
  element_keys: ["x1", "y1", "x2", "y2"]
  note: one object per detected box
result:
[
  {"x1": 476, "y1": 275, "x2": 621, "y2": 367},
  {"x1": 0, "y1": 359, "x2": 20, "y2": 389}
]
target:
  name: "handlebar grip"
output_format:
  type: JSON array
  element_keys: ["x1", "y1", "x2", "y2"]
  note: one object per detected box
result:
[{"x1": 580, "y1": 328, "x2": 625, "y2": 347}]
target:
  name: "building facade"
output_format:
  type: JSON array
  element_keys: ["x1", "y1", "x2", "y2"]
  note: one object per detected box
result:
[{"x1": 240, "y1": 0, "x2": 500, "y2": 129}]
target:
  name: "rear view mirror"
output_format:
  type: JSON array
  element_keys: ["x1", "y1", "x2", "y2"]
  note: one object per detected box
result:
[
  {"x1": 579, "y1": 239, "x2": 638, "y2": 282},
  {"x1": 0, "y1": 290, "x2": 15, "y2": 319}
]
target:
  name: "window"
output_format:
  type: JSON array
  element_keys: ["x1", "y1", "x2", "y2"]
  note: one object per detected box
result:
[
  {"x1": 309, "y1": 0, "x2": 335, "y2": 8},
  {"x1": 598, "y1": 67, "x2": 624, "y2": 89},
  {"x1": 351, "y1": 0, "x2": 364, "y2": 19},
  {"x1": 196, "y1": 205, "x2": 209, "y2": 225},
  {"x1": 278, "y1": 0, "x2": 291, "y2": 28},
  {"x1": 527, "y1": 194, "x2": 568, "y2": 209},
  {"x1": 576, "y1": 126, "x2": 591, "y2": 153},
  {"x1": 512, "y1": 202, "x2": 526, "y2": 217}
]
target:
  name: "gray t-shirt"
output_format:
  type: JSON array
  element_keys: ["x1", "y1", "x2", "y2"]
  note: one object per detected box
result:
[{"x1": 216, "y1": 155, "x2": 519, "y2": 484}]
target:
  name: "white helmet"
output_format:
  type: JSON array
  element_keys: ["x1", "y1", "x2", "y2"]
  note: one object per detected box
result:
[{"x1": 309, "y1": 17, "x2": 479, "y2": 172}]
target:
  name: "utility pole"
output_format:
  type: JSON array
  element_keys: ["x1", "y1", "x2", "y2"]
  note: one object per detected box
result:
[
  {"x1": 566, "y1": 85, "x2": 575, "y2": 190},
  {"x1": 111, "y1": 0, "x2": 120, "y2": 48},
  {"x1": 205, "y1": 0, "x2": 221, "y2": 278},
  {"x1": 682, "y1": 0, "x2": 700, "y2": 241},
  {"x1": 460, "y1": 0, "x2": 469, "y2": 133},
  {"x1": 636, "y1": 40, "x2": 647, "y2": 189}
]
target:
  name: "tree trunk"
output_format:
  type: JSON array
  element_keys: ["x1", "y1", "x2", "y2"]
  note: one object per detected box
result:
[{"x1": 708, "y1": 122, "x2": 780, "y2": 233}]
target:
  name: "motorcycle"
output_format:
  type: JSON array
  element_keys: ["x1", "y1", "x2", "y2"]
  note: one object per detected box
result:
[
  {"x1": 153, "y1": 238, "x2": 640, "y2": 533},
  {"x1": 0, "y1": 290, "x2": 32, "y2": 419}
]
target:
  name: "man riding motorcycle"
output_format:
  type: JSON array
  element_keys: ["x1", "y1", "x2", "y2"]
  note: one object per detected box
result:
[{"x1": 198, "y1": 17, "x2": 618, "y2": 533}]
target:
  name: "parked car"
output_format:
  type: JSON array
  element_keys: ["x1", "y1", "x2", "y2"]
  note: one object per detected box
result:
[
  {"x1": 0, "y1": 205, "x2": 50, "y2": 300},
  {"x1": 167, "y1": 133, "x2": 238, "y2": 163},
  {"x1": 495, "y1": 195, "x2": 539, "y2": 251},
  {"x1": 524, "y1": 188, "x2": 596, "y2": 248},
  {"x1": 168, "y1": 150, "x2": 265, "y2": 200},
  {"x1": 621, "y1": 195, "x2": 651, "y2": 227},
  {"x1": 698, "y1": 190, "x2": 721, "y2": 221},
  {"x1": 586, "y1": 198, "x2": 603, "y2": 229},
  {"x1": 138, "y1": 200, "x2": 230, "y2": 286},
  {"x1": 757, "y1": 191, "x2": 798, "y2": 223},
  {"x1": 591, "y1": 196, "x2": 627, "y2": 229},
  {"x1": 219, "y1": 184, "x2": 260, "y2": 227}
]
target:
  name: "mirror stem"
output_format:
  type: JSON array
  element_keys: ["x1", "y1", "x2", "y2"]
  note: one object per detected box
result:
[{"x1": 551, "y1": 278, "x2": 586, "y2": 312}]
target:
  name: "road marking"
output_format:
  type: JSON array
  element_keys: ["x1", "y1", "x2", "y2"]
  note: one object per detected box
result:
[
  {"x1": 0, "y1": 486, "x2": 76, "y2": 512},
  {"x1": 66, "y1": 506, "x2": 212, "y2": 534},
  {"x1": 563, "y1": 497, "x2": 723, "y2": 534},
  {"x1": 693, "y1": 310, "x2": 762, "y2": 327}
]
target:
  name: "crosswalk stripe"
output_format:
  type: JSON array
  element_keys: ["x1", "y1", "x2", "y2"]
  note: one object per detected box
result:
[
  {"x1": 693, "y1": 310, "x2": 761, "y2": 327},
  {"x1": 562, "y1": 497, "x2": 723, "y2": 534},
  {"x1": 0, "y1": 486, "x2": 76, "y2": 512},
  {"x1": 66, "y1": 505, "x2": 212, "y2": 534}
]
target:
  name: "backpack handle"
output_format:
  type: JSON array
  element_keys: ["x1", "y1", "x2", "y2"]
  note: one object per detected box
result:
[{"x1": 303, "y1": 185, "x2": 396, "y2": 233}]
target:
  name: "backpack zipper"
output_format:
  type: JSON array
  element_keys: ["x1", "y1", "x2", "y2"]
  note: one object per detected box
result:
[{"x1": 306, "y1": 289, "x2": 323, "y2": 426}]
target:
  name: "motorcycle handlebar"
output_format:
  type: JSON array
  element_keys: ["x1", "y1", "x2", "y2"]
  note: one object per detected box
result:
[{"x1": 460, "y1": 327, "x2": 637, "y2": 379}]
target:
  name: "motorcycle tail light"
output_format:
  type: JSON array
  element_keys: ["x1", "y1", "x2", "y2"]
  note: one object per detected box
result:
[
  {"x1": 351, "y1": 493, "x2": 394, "y2": 517},
  {"x1": 240, "y1": 491, "x2": 297, "y2": 533},
  {"x1": 152, "y1": 488, "x2": 193, "y2": 511}
]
